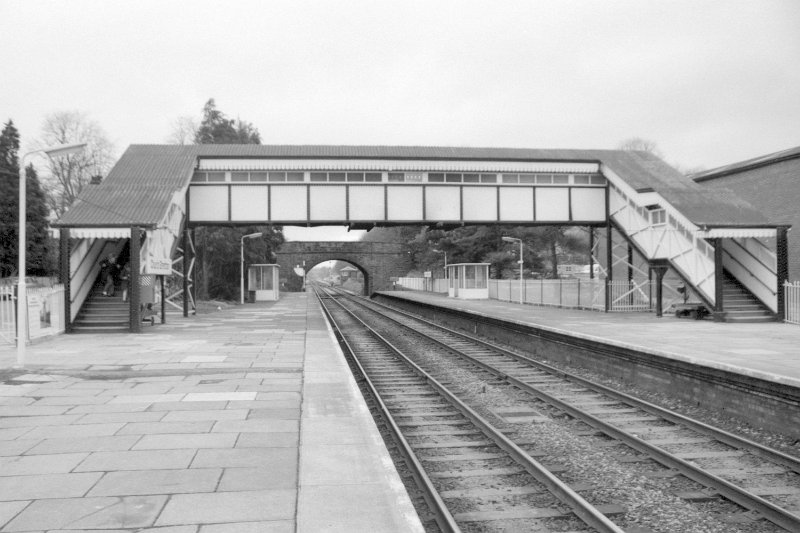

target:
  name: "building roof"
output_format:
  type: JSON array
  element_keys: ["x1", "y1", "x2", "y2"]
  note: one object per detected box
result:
[
  {"x1": 692, "y1": 145, "x2": 800, "y2": 182},
  {"x1": 54, "y1": 144, "x2": 772, "y2": 229}
]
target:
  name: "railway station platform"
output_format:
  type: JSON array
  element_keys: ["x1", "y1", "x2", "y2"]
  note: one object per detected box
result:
[
  {"x1": 0, "y1": 293, "x2": 423, "y2": 533},
  {"x1": 375, "y1": 290, "x2": 800, "y2": 388}
]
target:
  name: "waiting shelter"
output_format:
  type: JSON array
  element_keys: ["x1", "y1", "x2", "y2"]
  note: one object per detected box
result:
[
  {"x1": 248, "y1": 264, "x2": 280, "y2": 301},
  {"x1": 447, "y1": 263, "x2": 490, "y2": 299}
]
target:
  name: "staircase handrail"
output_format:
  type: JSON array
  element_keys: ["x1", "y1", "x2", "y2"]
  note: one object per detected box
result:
[
  {"x1": 722, "y1": 241, "x2": 778, "y2": 313},
  {"x1": 608, "y1": 186, "x2": 716, "y2": 306},
  {"x1": 70, "y1": 238, "x2": 128, "y2": 321}
]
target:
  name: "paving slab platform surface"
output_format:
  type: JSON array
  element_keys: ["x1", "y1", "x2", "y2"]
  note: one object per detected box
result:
[
  {"x1": 377, "y1": 290, "x2": 800, "y2": 388},
  {"x1": 0, "y1": 293, "x2": 423, "y2": 533}
]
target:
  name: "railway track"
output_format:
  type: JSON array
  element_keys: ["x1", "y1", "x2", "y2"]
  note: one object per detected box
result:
[
  {"x1": 315, "y1": 286, "x2": 624, "y2": 532},
  {"x1": 317, "y1": 285, "x2": 800, "y2": 532}
]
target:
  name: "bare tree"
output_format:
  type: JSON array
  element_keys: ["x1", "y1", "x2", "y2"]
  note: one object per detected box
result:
[
  {"x1": 618, "y1": 137, "x2": 705, "y2": 176},
  {"x1": 617, "y1": 137, "x2": 664, "y2": 159},
  {"x1": 165, "y1": 115, "x2": 198, "y2": 145},
  {"x1": 34, "y1": 111, "x2": 115, "y2": 217}
]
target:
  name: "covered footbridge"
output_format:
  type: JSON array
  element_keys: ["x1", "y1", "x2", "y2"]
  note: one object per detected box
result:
[{"x1": 52, "y1": 145, "x2": 789, "y2": 332}]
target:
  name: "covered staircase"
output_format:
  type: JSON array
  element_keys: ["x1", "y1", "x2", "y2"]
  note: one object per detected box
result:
[
  {"x1": 722, "y1": 272, "x2": 775, "y2": 323},
  {"x1": 72, "y1": 283, "x2": 129, "y2": 333}
]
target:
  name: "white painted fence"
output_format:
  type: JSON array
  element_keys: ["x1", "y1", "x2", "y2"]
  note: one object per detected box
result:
[
  {"x1": 396, "y1": 277, "x2": 687, "y2": 313},
  {"x1": 396, "y1": 277, "x2": 448, "y2": 293},
  {"x1": 0, "y1": 285, "x2": 14, "y2": 344},
  {"x1": 786, "y1": 281, "x2": 800, "y2": 326},
  {"x1": 0, "y1": 284, "x2": 66, "y2": 345}
]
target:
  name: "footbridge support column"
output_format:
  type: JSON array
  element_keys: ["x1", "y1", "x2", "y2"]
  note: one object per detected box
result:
[
  {"x1": 130, "y1": 226, "x2": 142, "y2": 333},
  {"x1": 59, "y1": 228, "x2": 71, "y2": 333},
  {"x1": 712, "y1": 238, "x2": 724, "y2": 322},
  {"x1": 650, "y1": 261, "x2": 670, "y2": 318}
]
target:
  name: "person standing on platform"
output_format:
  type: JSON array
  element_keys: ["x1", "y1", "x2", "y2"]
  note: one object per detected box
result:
[
  {"x1": 119, "y1": 263, "x2": 130, "y2": 302},
  {"x1": 100, "y1": 254, "x2": 118, "y2": 296}
]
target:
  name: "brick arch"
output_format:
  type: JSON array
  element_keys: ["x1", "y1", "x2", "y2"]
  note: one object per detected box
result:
[{"x1": 275, "y1": 242, "x2": 412, "y2": 295}]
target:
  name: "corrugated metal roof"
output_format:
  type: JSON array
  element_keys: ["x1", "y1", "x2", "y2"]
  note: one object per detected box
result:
[{"x1": 53, "y1": 144, "x2": 772, "y2": 229}]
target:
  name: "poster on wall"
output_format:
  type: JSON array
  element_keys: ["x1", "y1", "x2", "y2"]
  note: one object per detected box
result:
[
  {"x1": 145, "y1": 228, "x2": 173, "y2": 275},
  {"x1": 26, "y1": 289, "x2": 60, "y2": 339}
]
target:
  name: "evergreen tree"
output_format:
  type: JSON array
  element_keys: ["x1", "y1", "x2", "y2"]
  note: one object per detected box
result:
[
  {"x1": 194, "y1": 99, "x2": 261, "y2": 145},
  {"x1": 189, "y1": 100, "x2": 282, "y2": 300},
  {"x1": 0, "y1": 120, "x2": 54, "y2": 277}
]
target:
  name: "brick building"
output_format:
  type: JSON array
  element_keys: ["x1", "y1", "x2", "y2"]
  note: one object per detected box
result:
[{"x1": 693, "y1": 146, "x2": 799, "y2": 282}]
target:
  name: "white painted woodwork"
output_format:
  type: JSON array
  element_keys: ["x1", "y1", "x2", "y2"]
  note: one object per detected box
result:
[
  {"x1": 270, "y1": 186, "x2": 307, "y2": 222},
  {"x1": 190, "y1": 186, "x2": 228, "y2": 221},
  {"x1": 199, "y1": 158, "x2": 600, "y2": 174},
  {"x1": 571, "y1": 188, "x2": 606, "y2": 221},
  {"x1": 723, "y1": 239, "x2": 778, "y2": 312},
  {"x1": 609, "y1": 185, "x2": 716, "y2": 304},
  {"x1": 349, "y1": 186, "x2": 385, "y2": 221},
  {"x1": 231, "y1": 186, "x2": 268, "y2": 221},
  {"x1": 387, "y1": 186, "x2": 423, "y2": 221},
  {"x1": 310, "y1": 186, "x2": 347, "y2": 221},
  {"x1": 463, "y1": 187, "x2": 497, "y2": 221},
  {"x1": 425, "y1": 187, "x2": 460, "y2": 221},
  {"x1": 499, "y1": 187, "x2": 533, "y2": 221},
  {"x1": 535, "y1": 188, "x2": 570, "y2": 221}
]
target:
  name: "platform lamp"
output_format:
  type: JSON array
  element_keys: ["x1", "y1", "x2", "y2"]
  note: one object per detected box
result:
[
  {"x1": 432, "y1": 248, "x2": 447, "y2": 278},
  {"x1": 17, "y1": 142, "x2": 86, "y2": 368},
  {"x1": 240, "y1": 232, "x2": 263, "y2": 304},
  {"x1": 502, "y1": 236, "x2": 524, "y2": 304}
]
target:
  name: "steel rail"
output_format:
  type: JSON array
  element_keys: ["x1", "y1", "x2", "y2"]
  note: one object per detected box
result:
[
  {"x1": 320, "y1": 287, "x2": 625, "y2": 533},
  {"x1": 362, "y1": 292, "x2": 800, "y2": 473},
  {"x1": 314, "y1": 287, "x2": 461, "y2": 533},
  {"x1": 343, "y1": 289, "x2": 800, "y2": 531}
]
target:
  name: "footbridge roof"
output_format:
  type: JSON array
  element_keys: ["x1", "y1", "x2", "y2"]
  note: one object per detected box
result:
[{"x1": 54, "y1": 144, "x2": 772, "y2": 229}]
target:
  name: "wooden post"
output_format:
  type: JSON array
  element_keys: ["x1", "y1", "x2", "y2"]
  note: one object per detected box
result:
[
  {"x1": 160, "y1": 275, "x2": 166, "y2": 324},
  {"x1": 776, "y1": 226, "x2": 789, "y2": 320},
  {"x1": 605, "y1": 225, "x2": 613, "y2": 312},
  {"x1": 713, "y1": 238, "x2": 724, "y2": 322},
  {"x1": 652, "y1": 265, "x2": 668, "y2": 317},
  {"x1": 59, "y1": 228, "x2": 71, "y2": 332},
  {"x1": 589, "y1": 228, "x2": 595, "y2": 280},
  {"x1": 129, "y1": 227, "x2": 142, "y2": 332},
  {"x1": 627, "y1": 242, "x2": 634, "y2": 306},
  {"x1": 183, "y1": 229, "x2": 190, "y2": 318}
]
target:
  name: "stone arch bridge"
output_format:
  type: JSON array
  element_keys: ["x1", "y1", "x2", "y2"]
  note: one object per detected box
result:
[{"x1": 275, "y1": 241, "x2": 412, "y2": 294}]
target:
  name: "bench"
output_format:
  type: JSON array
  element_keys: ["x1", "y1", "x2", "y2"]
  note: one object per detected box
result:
[{"x1": 673, "y1": 303, "x2": 709, "y2": 320}]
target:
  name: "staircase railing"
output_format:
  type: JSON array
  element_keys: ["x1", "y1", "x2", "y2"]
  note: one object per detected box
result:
[
  {"x1": 608, "y1": 183, "x2": 716, "y2": 305},
  {"x1": 722, "y1": 238, "x2": 778, "y2": 313},
  {"x1": 70, "y1": 237, "x2": 128, "y2": 321}
]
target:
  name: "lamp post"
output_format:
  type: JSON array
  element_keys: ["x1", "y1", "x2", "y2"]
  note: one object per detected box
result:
[
  {"x1": 432, "y1": 248, "x2": 447, "y2": 279},
  {"x1": 17, "y1": 143, "x2": 86, "y2": 368},
  {"x1": 502, "y1": 236, "x2": 523, "y2": 304},
  {"x1": 240, "y1": 232, "x2": 262, "y2": 304}
]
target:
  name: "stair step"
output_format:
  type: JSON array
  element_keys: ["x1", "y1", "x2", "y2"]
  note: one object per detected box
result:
[
  {"x1": 74, "y1": 319, "x2": 129, "y2": 326},
  {"x1": 72, "y1": 327, "x2": 130, "y2": 333},
  {"x1": 725, "y1": 316, "x2": 776, "y2": 323}
]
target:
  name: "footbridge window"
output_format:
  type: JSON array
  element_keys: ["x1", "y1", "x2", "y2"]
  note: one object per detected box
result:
[{"x1": 191, "y1": 170, "x2": 607, "y2": 186}]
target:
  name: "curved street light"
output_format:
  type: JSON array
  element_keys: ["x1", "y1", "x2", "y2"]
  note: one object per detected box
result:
[
  {"x1": 432, "y1": 248, "x2": 447, "y2": 279},
  {"x1": 17, "y1": 143, "x2": 87, "y2": 368},
  {"x1": 240, "y1": 232, "x2": 263, "y2": 304},
  {"x1": 502, "y1": 236, "x2": 524, "y2": 304}
]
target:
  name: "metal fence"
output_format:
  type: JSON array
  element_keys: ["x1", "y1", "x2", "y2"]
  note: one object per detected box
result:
[
  {"x1": 490, "y1": 278, "x2": 606, "y2": 310},
  {"x1": 786, "y1": 281, "x2": 800, "y2": 325},
  {"x1": 396, "y1": 277, "x2": 448, "y2": 293},
  {"x1": 395, "y1": 276, "x2": 688, "y2": 313},
  {"x1": 0, "y1": 285, "x2": 14, "y2": 344},
  {"x1": 0, "y1": 284, "x2": 66, "y2": 345}
]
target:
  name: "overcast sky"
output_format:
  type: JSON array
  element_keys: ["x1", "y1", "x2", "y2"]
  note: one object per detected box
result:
[{"x1": 2, "y1": 0, "x2": 798, "y2": 241}]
